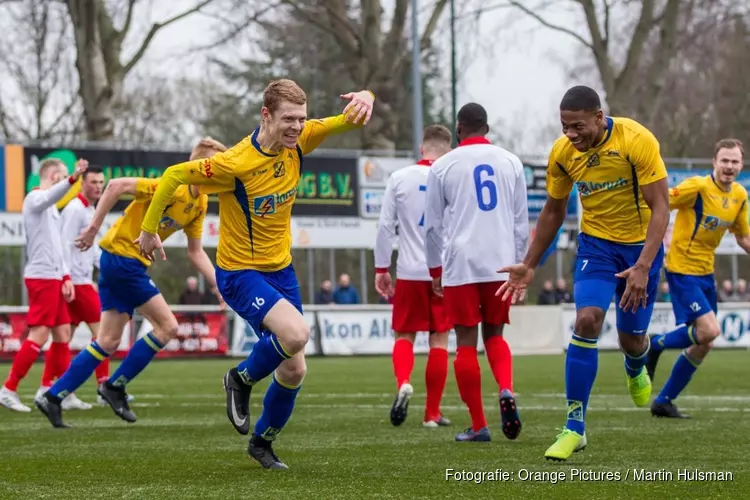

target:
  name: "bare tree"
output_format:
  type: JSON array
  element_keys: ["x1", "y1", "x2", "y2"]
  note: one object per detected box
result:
[
  {"x1": 279, "y1": 0, "x2": 449, "y2": 150},
  {"x1": 0, "y1": 1, "x2": 83, "y2": 142},
  {"x1": 63, "y1": 0, "x2": 270, "y2": 141},
  {"x1": 507, "y1": 0, "x2": 686, "y2": 116}
]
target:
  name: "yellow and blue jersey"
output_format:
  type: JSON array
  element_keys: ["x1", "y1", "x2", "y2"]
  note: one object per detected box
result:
[
  {"x1": 546, "y1": 117, "x2": 668, "y2": 244},
  {"x1": 141, "y1": 114, "x2": 362, "y2": 272},
  {"x1": 100, "y1": 179, "x2": 207, "y2": 266},
  {"x1": 666, "y1": 175, "x2": 749, "y2": 275}
]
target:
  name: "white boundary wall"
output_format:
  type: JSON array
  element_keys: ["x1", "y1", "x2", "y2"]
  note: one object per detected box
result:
[{"x1": 3, "y1": 303, "x2": 749, "y2": 358}]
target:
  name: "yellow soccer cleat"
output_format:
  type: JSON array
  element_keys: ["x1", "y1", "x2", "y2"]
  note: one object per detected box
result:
[
  {"x1": 627, "y1": 367, "x2": 652, "y2": 407},
  {"x1": 544, "y1": 428, "x2": 587, "y2": 462}
]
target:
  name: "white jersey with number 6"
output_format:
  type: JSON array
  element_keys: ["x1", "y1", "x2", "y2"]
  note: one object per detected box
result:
[
  {"x1": 424, "y1": 138, "x2": 530, "y2": 286},
  {"x1": 374, "y1": 160, "x2": 434, "y2": 281}
]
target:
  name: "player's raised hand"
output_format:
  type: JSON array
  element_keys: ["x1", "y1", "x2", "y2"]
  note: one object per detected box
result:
[
  {"x1": 71, "y1": 158, "x2": 89, "y2": 181},
  {"x1": 341, "y1": 90, "x2": 374, "y2": 125},
  {"x1": 496, "y1": 263, "x2": 535, "y2": 304},
  {"x1": 75, "y1": 225, "x2": 98, "y2": 251},
  {"x1": 135, "y1": 230, "x2": 166, "y2": 262},
  {"x1": 62, "y1": 280, "x2": 75, "y2": 303},
  {"x1": 375, "y1": 272, "x2": 395, "y2": 299},
  {"x1": 431, "y1": 276, "x2": 443, "y2": 298},
  {"x1": 615, "y1": 264, "x2": 649, "y2": 313}
]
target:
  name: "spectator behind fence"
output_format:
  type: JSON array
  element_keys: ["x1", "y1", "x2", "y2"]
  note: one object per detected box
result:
[
  {"x1": 736, "y1": 279, "x2": 750, "y2": 302},
  {"x1": 315, "y1": 280, "x2": 334, "y2": 304},
  {"x1": 555, "y1": 278, "x2": 573, "y2": 304},
  {"x1": 537, "y1": 280, "x2": 556, "y2": 305},
  {"x1": 333, "y1": 274, "x2": 360, "y2": 304},
  {"x1": 656, "y1": 281, "x2": 671, "y2": 302},
  {"x1": 179, "y1": 276, "x2": 204, "y2": 305},
  {"x1": 718, "y1": 279, "x2": 736, "y2": 302}
]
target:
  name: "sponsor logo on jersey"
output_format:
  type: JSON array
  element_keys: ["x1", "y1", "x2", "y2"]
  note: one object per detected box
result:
[{"x1": 576, "y1": 178, "x2": 628, "y2": 196}]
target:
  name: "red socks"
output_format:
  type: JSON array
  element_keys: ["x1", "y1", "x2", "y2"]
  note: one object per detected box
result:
[
  {"x1": 41, "y1": 342, "x2": 70, "y2": 387},
  {"x1": 392, "y1": 338, "x2": 414, "y2": 389},
  {"x1": 4, "y1": 339, "x2": 42, "y2": 392},
  {"x1": 454, "y1": 346, "x2": 486, "y2": 431},
  {"x1": 424, "y1": 347, "x2": 448, "y2": 422},
  {"x1": 484, "y1": 335, "x2": 513, "y2": 393}
]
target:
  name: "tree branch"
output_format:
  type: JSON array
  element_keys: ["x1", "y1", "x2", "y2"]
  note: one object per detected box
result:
[
  {"x1": 614, "y1": 0, "x2": 656, "y2": 95},
  {"x1": 575, "y1": 0, "x2": 615, "y2": 97},
  {"x1": 321, "y1": 0, "x2": 363, "y2": 52},
  {"x1": 185, "y1": 4, "x2": 281, "y2": 54},
  {"x1": 395, "y1": 0, "x2": 448, "y2": 74},
  {"x1": 122, "y1": 0, "x2": 215, "y2": 75},
  {"x1": 281, "y1": 0, "x2": 360, "y2": 57},
  {"x1": 120, "y1": 0, "x2": 137, "y2": 39},
  {"x1": 507, "y1": 0, "x2": 593, "y2": 49},
  {"x1": 379, "y1": 0, "x2": 408, "y2": 72}
]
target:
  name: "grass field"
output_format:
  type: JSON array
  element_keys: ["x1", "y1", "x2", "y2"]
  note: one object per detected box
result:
[{"x1": 1, "y1": 351, "x2": 748, "y2": 499}]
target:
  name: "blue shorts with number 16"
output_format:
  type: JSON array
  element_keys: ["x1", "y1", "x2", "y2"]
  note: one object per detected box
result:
[
  {"x1": 216, "y1": 264, "x2": 302, "y2": 338},
  {"x1": 573, "y1": 233, "x2": 664, "y2": 335}
]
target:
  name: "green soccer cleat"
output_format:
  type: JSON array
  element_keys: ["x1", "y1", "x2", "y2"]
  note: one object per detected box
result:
[
  {"x1": 544, "y1": 428, "x2": 587, "y2": 462},
  {"x1": 626, "y1": 367, "x2": 652, "y2": 407}
]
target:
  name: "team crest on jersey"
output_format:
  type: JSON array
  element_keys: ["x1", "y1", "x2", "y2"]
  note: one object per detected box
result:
[
  {"x1": 159, "y1": 216, "x2": 182, "y2": 230},
  {"x1": 253, "y1": 195, "x2": 276, "y2": 216},
  {"x1": 606, "y1": 149, "x2": 620, "y2": 157},
  {"x1": 585, "y1": 153, "x2": 600, "y2": 168},
  {"x1": 722, "y1": 197, "x2": 729, "y2": 209},
  {"x1": 287, "y1": 151, "x2": 294, "y2": 159},
  {"x1": 183, "y1": 203, "x2": 194, "y2": 213},
  {"x1": 273, "y1": 161, "x2": 286, "y2": 178}
]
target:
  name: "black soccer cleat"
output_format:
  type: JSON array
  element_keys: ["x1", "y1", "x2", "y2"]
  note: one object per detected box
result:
[
  {"x1": 223, "y1": 368, "x2": 251, "y2": 435},
  {"x1": 389, "y1": 383, "x2": 413, "y2": 427},
  {"x1": 499, "y1": 395, "x2": 522, "y2": 440},
  {"x1": 36, "y1": 393, "x2": 71, "y2": 429},
  {"x1": 248, "y1": 434, "x2": 289, "y2": 470},
  {"x1": 645, "y1": 336, "x2": 663, "y2": 382},
  {"x1": 651, "y1": 400, "x2": 690, "y2": 419},
  {"x1": 98, "y1": 383, "x2": 137, "y2": 423}
]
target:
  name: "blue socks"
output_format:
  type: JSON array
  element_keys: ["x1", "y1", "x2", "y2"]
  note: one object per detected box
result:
[
  {"x1": 623, "y1": 342, "x2": 650, "y2": 378},
  {"x1": 650, "y1": 325, "x2": 697, "y2": 353},
  {"x1": 254, "y1": 376, "x2": 302, "y2": 441},
  {"x1": 50, "y1": 342, "x2": 109, "y2": 399},
  {"x1": 565, "y1": 334, "x2": 599, "y2": 435},
  {"x1": 237, "y1": 334, "x2": 291, "y2": 385},
  {"x1": 655, "y1": 351, "x2": 700, "y2": 404},
  {"x1": 109, "y1": 333, "x2": 163, "y2": 387}
]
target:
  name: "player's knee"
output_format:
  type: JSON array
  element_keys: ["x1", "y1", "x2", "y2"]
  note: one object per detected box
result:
[
  {"x1": 51, "y1": 325, "x2": 71, "y2": 343},
  {"x1": 574, "y1": 310, "x2": 602, "y2": 338},
  {"x1": 152, "y1": 318, "x2": 179, "y2": 345},
  {"x1": 279, "y1": 320, "x2": 310, "y2": 354},
  {"x1": 429, "y1": 332, "x2": 449, "y2": 349},
  {"x1": 96, "y1": 335, "x2": 119, "y2": 354},
  {"x1": 696, "y1": 323, "x2": 720, "y2": 344}
]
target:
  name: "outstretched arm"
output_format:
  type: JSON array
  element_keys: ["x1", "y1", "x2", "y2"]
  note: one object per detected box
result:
[{"x1": 297, "y1": 91, "x2": 375, "y2": 155}]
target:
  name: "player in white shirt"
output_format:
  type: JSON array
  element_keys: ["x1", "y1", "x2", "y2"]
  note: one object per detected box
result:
[
  {"x1": 0, "y1": 159, "x2": 86, "y2": 412},
  {"x1": 374, "y1": 125, "x2": 453, "y2": 428},
  {"x1": 57, "y1": 165, "x2": 106, "y2": 409},
  {"x1": 424, "y1": 103, "x2": 530, "y2": 442}
]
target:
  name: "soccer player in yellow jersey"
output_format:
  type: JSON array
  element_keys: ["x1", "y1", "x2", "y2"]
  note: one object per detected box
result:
[
  {"x1": 36, "y1": 138, "x2": 227, "y2": 429},
  {"x1": 136, "y1": 79, "x2": 374, "y2": 469},
  {"x1": 645, "y1": 138, "x2": 750, "y2": 418},
  {"x1": 498, "y1": 86, "x2": 670, "y2": 461}
]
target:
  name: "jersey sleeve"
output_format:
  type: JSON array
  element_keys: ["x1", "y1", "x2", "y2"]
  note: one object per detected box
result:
[
  {"x1": 628, "y1": 129, "x2": 668, "y2": 186},
  {"x1": 668, "y1": 177, "x2": 702, "y2": 210},
  {"x1": 183, "y1": 198, "x2": 208, "y2": 240},
  {"x1": 141, "y1": 151, "x2": 235, "y2": 234},
  {"x1": 24, "y1": 177, "x2": 76, "y2": 213},
  {"x1": 373, "y1": 175, "x2": 398, "y2": 271},
  {"x1": 298, "y1": 115, "x2": 363, "y2": 155},
  {"x1": 546, "y1": 142, "x2": 574, "y2": 200},
  {"x1": 423, "y1": 169, "x2": 445, "y2": 277},
  {"x1": 732, "y1": 197, "x2": 750, "y2": 237}
]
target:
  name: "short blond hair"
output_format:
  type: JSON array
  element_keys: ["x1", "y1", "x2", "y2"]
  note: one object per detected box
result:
[
  {"x1": 39, "y1": 158, "x2": 65, "y2": 179},
  {"x1": 263, "y1": 79, "x2": 306, "y2": 114},
  {"x1": 190, "y1": 137, "x2": 227, "y2": 160},
  {"x1": 422, "y1": 124, "x2": 452, "y2": 146},
  {"x1": 715, "y1": 138, "x2": 744, "y2": 159}
]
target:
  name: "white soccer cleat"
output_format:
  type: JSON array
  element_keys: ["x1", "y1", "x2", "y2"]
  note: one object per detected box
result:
[
  {"x1": 62, "y1": 393, "x2": 93, "y2": 411},
  {"x1": 0, "y1": 387, "x2": 32, "y2": 413},
  {"x1": 423, "y1": 415, "x2": 452, "y2": 428},
  {"x1": 390, "y1": 383, "x2": 413, "y2": 426},
  {"x1": 35, "y1": 386, "x2": 50, "y2": 402}
]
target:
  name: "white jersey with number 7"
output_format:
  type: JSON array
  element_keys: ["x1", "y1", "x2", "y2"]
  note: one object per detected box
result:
[{"x1": 424, "y1": 139, "x2": 530, "y2": 287}]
